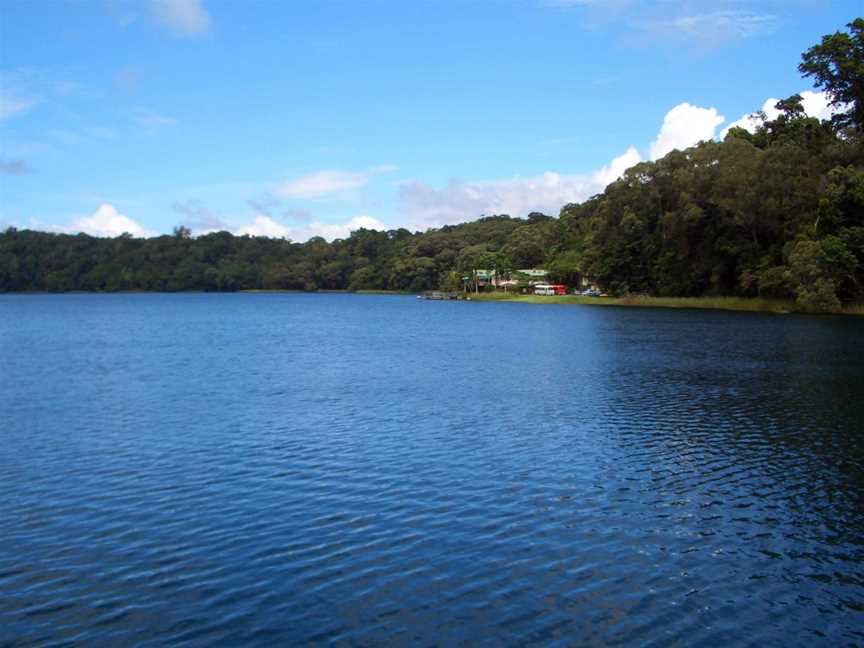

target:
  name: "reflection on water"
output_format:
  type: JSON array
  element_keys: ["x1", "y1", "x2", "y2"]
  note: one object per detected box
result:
[{"x1": 1, "y1": 294, "x2": 862, "y2": 646}]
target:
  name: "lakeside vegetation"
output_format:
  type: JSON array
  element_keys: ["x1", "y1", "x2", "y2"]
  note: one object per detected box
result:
[
  {"x1": 469, "y1": 292, "x2": 864, "y2": 315},
  {"x1": 2, "y1": 21, "x2": 864, "y2": 315}
]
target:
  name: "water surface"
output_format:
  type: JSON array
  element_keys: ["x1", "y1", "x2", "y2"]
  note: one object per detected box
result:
[{"x1": 1, "y1": 294, "x2": 863, "y2": 646}]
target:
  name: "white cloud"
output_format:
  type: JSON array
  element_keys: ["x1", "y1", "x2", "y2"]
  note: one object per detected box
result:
[
  {"x1": 151, "y1": 0, "x2": 211, "y2": 37},
  {"x1": 649, "y1": 102, "x2": 725, "y2": 160},
  {"x1": 721, "y1": 90, "x2": 840, "y2": 138},
  {"x1": 72, "y1": 204, "x2": 156, "y2": 237},
  {"x1": 398, "y1": 146, "x2": 641, "y2": 229},
  {"x1": 398, "y1": 175, "x2": 583, "y2": 230},
  {"x1": 274, "y1": 166, "x2": 398, "y2": 199},
  {"x1": 800, "y1": 90, "x2": 841, "y2": 120},
  {"x1": 800, "y1": 90, "x2": 836, "y2": 121},
  {"x1": 721, "y1": 100, "x2": 775, "y2": 136},
  {"x1": 294, "y1": 215, "x2": 387, "y2": 241},
  {"x1": 34, "y1": 204, "x2": 156, "y2": 238},
  {"x1": 234, "y1": 213, "x2": 387, "y2": 241},
  {"x1": 547, "y1": 1, "x2": 775, "y2": 47},
  {"x1": 593, "y1": 146, "x2": 642, "y2": 186},
  {"x1": 275, "y1": 170, "x2": 369, "y2": 199},
  {"x1": 236, "y1": 215, "x2": 292, "y2": 238},
  {"x1": 648, "y1": 10, "x2": 776, "y2": 44}
]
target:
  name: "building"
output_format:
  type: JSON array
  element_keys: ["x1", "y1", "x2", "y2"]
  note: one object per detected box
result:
[{"x1": 464, "y1": 268, "x2": 549, "y2": 291}]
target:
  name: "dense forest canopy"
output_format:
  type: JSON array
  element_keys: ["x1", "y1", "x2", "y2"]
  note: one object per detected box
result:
[{"x1": 3, "y1": 20, "x2": 864, "y2": 310}]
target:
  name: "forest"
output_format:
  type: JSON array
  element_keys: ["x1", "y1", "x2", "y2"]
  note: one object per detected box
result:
[{"x1": 2, "y1": 20, "x2": 863, "y2": 310}]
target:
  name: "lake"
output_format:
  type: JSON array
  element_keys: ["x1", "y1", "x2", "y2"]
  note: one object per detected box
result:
[{"x1": 1, "y1": 293, "x2": 862, "y2": 646}]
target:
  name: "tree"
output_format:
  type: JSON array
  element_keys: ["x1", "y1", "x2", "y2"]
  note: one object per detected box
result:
[
  {"x1": 774, "y1": 94, "x2": 806, "y2": 119},
  {"x1": 173, "y1": 225, "x2": 192, "y2": 239},
  {"x1": 547, "y1": 250, "x2": 581, "y2": 286},
  {"x1": 438, "y1": 269, "x2": 461, "y2": 291},
  {"x1": 475, "y1": 251, "x2": 512, "y2": 289},
  {"x1": 799, "y1": 18, "x2": 864, "y2": 131},
  {"x1": 788, "y1": 236, "x2": 857, "y2": 309}
]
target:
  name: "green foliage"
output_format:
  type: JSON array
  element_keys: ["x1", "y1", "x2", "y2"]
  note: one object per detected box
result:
[
  {"x1": 503, "y1": 217, "x2": 556, "y2": 268},
  {"x1": 438, "y1": 270, "x2": 462, "y2": 292},
  {"x1": 547, "y1": 249, "x2": 581, "y2": 285},
  {"x1": 788, "y1": 236, "x2": 857, "y2": 309},
  {"x1": 799, "y1": 18, "x2": 864, "y2": 131},
  {"x1": 757, "y1": 266, "x2": 794, "y2": 299}
]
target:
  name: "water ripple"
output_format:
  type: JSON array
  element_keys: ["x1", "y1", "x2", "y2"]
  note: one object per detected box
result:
[{"x1": 1, "y1": 294, "x2": 863, "y2": 646}]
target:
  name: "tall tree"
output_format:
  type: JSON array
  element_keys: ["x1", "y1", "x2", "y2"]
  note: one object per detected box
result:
[{"x1": 799, "y1": 18, "x2": 864, "y2": 131}]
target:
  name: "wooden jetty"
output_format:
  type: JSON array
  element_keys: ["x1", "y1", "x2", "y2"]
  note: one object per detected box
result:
[{"x1": 418, "y1": 291, "x2": 462, "y2": 300}]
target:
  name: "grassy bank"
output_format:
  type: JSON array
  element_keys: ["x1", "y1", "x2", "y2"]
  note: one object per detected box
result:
[
  {"x1": 239, "y1": 289, "x2": 412, "y2": 295},
  {"x1": 467, "y1": 292, "x2": 864, "y2": 316}
]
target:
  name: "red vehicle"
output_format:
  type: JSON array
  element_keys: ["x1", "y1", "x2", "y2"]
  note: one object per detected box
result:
[{"x1": 552, "y1": 284, "x2": 567, "y2": 295}]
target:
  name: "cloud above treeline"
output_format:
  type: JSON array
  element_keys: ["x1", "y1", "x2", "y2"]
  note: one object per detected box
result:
[
  {"x1": 31, "y1": 204, "x2": 157, "y2": 238},
  {"x1": 721, "y1": 90, "x2": 838, "y2": 137},
  {"x1": 397, "y1": 90, "x2": 832, "y2": 229},
  {"x1": 19, "y1": 90, "x2": 835, "y2": 241},
  {"x1": 171, "y1": 198, "x2": 387, "y2": 240},
  {"x1": 235, "y1": 214, "x2": 387, "y2": 240},
  {"x1": 398, "y1": 146, "x2": 641, "y2": 231},
  {"x1": 26, "y1": 201, "x2": 386, "y2": 242},
  {"x1": 650, "y1": 103, "x2": 725, "y2": 160}
]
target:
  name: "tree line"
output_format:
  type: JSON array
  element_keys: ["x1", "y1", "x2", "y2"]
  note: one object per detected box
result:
[
  {"x1": 0, "y1": 215, "x2": 561, "y2": 293},
  {"x1": 2, "y1": 20, "x2": 863, "y2": 310}
]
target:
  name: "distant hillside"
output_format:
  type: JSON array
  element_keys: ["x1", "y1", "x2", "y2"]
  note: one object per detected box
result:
[{"x1": 3, "y1": 20, "x2": 864, "y2": 310}]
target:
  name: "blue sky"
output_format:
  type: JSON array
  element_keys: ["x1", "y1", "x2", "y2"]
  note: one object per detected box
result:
[{"x1": 0, "y1": 0, "x2": 860, "y2": 240}]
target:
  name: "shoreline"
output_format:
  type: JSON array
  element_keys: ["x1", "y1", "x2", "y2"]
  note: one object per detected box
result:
[
  {"x1": 240, "y1": 289, "x2": 413, "y2": 295},
  {"x1": 4, "y1": 289, "x2": 862, "y2": 315},
  {"x1": 465, "y1": 292, "x2": 864, "y2": 316}
]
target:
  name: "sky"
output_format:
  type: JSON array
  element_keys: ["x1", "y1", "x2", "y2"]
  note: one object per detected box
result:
[{"x1": 0, "y1": 0, "x2": 861, "y2": 241}]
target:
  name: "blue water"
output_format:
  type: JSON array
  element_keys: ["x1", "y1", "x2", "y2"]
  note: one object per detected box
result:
[{"x1": 1, "y1": 294, "x2": 863, "y2": 646}]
